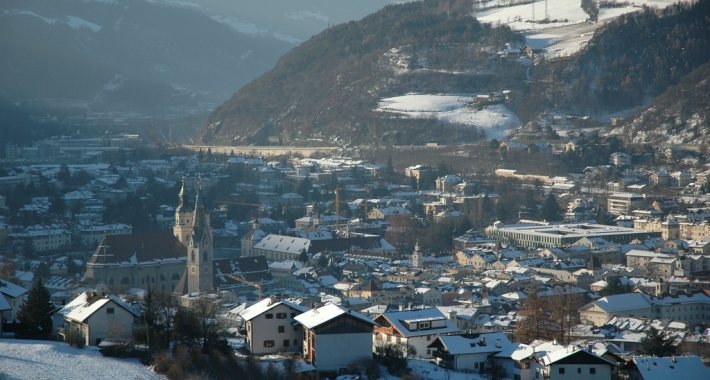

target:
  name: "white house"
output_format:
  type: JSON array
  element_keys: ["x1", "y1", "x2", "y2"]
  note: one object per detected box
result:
[
  {"x1": 428, "y1": 332, "x2": 511, "y2": 373},
  {"x1": 373, "y1": 308, "x2": 459, "y2": 358},
  {"x1": 239, "y1": 296, "x2": 309, "y2": 355},
  {"x1": 534, "y1": 346, "x2": 616, "y2": 380},
  {"x1": 295, "y1": 303, "x2": 377, "y2": 372},
  {"x1": 58, "y1": 292, "x2": 141, "y2": 346},
  {"x1": 0, "y1": 279, "x2": 28, "y2": 322}
]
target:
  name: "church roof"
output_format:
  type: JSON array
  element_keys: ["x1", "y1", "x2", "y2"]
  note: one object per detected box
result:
[{"x1": 88, "y1": 231, "x2": 186, "y2": 266}]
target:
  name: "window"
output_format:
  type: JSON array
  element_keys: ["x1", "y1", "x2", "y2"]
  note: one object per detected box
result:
[
  {"x1": 264, "y1": 340, "x2": 275, "y2": 347},
  {"x1": 559, "y1": 368, "x2": 565, "y2": 374},
  {"x1": 294, "y1": 326, "x2": 298, "y2": 331},
  {"x1": 283, "y1": 339, "x2": 290, "y2": 347},
  {"x1": 278, "y1": 326, "x2": 285, "y2": 333},
  {"x1": 106, "y1": 308, "x2": 115, "y2": 314},
  {"x1": 590, "y1": 368, "x2": 596, "y2": 374},
  {"x1": 419, "y1": 321, "x2": 430, "y2": 329},
  {"x1": 294, "y1": 339, "x2": 298, "y2": 346},
  {"x1": 291, "y1": 313, "x2": 297, "y2": 318},
  {"x1": 426, "y1": 335, "x2": 431, "y2": 341},
  {"x1": 276, "y1": 313, "x2": 287, "y2": 319},
  {"x1": 474, "y1": 363, "x2": 479, "y2": 369},
  {"x1": 578, "y1": 368, "x2": 582, "y2": 374},
  {"x1": 265, "y1": 314, "x2": 274, "y2": 319}
]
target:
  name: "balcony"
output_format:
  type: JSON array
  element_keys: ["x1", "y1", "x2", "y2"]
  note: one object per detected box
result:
[{"x1": 374, "y1": 326, "x2": 397, "y2": 335}]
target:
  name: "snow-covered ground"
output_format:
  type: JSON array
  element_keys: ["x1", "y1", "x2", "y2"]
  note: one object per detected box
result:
[
  {"x1": 475, "y1": 0, "x2": 679, "y2": 57},
  {"x1": 379, "y1": 360, "x2": 487, "y2": 380},
  {"x1": 0, "y1": 339, "x2": 162, "y2": 380},
  {"x1": 376, "y1": 94, "x2": 520, "y2": 140}
]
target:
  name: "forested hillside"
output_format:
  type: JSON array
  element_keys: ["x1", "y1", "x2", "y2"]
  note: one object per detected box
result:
[
  {"x1": 520, "y1": 0, "x2": 710, "y2": 121},
  {"x1": 200, "y1": 0, "x2": 525, "y2": 146},
  {"x1": 609, "y1": 61, "x2": 710, "y2": 144}
]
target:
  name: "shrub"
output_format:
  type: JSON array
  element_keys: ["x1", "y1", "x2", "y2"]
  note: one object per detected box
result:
[{"x1": 64, "y1": 330, "x2": 84, "y2": 348}]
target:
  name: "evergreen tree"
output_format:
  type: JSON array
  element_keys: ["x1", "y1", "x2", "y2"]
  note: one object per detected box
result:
[
  {"x1": 540, "y1": 193, "x2": 561, "y2": 222},
  {"x1": 16, "y1": 278, "x2": 54, "y2": 340},
  {"x1": 639, "y1": 327, "x2": 679, "y2": 357},
  {"x1": 599, "y1": 277, "x2": 629, "y2": 296}
]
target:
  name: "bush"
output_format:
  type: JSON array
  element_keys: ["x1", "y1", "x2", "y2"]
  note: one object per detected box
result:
[
  {"x1": 64, "y1": 330, "x2": 84, "y2": 348},
  {"x1": 99, "y1": 345, "x2": 153, "y2": 365}
]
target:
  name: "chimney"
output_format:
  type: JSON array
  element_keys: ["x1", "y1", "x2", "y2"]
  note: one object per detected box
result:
[
  {"x1": 480, "y1": 337, "x2": 486, "y2": 346},
  {"x1": 448, "y1": 309, "x2": 457, "y2": 322},
  {"x1": 399, "y1": 304, "x2": 404, "y2": 311},
  {"x1": 670, "y1": 286, "x2": 677, "y2": 296},
  {"x1": 495, "y1": 339, "x2": 501, "y2": 348},
  {"x1": 408, "y1": 301, "x2": 413, "y2": 310},
  {"x1": 588, "y1": 342, "x2": 594, "y2": 352},
  {"x1": 685, "y1": 287, "x2": 692, "y2": 295}
]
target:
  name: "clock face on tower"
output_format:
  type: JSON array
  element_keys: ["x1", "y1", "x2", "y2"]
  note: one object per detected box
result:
[
  {"x1": 203, "y1": 266, "x2": 210, "y2": 274},
  {"x1": 190, "y1": 265, "x2": 197, "y2": 274}
]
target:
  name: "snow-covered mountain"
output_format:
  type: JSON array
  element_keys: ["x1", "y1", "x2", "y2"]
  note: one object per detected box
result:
[
  {"x1": 155, "y1": 0, "x2": 411, "y2": 45},
  {"x1": 0, "y1": 0, "x2": 290, "y2": 110}
]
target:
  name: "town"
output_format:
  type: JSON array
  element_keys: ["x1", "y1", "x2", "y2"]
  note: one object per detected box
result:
[{"x1": 1, "y1": 130, "x2": 710, "y2": 380}]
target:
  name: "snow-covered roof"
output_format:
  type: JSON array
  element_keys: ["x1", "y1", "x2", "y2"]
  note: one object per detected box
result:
[
  {"x1": 238, "y1": 297, "x2": 309, "y2": 322},
  {"x1": 0, "y1": 280, "x2": 28, "y2": 298},
  {"x1": 632, "y1": 356, "x2": 710, "y2": 380},
  {"x1": 434, "y1": 332, "x2": 510, "y2": 355},
  {"x1": 61, "y1": 293, "x2": 141, "y2": 322},
  {"x1": 294, "y1": 303, "x2": 376, "y2": 329},
  {"x1": 378, "y1": 308, "x2": 459, "y2": 338},
  {"x1": 592, "y1": 293, "x2": 652, "y2": 313},
  {"x1": 253, "y1": 234, "x2": 311, "y2": 255},
  {"x1": 495, "y1": 342, "x2": 534, "y2": 361}
]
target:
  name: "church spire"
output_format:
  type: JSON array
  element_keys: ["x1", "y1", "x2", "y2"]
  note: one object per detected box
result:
[
  {"x1": 192, "y1": 177, "x2": 209, "y2": 231},
  {"x1": 176, "y1": 176, "x2": 187, "y2": 213}
]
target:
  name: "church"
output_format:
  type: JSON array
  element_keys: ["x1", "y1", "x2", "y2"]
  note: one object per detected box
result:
[
  {"x1": 84, "y1": 178, "x2": 271, "y2": 298},
  {"x1": 83, "y1": 179, "x2": 214, "y2": 295},
  {"x1": 173, "y1": 178, "x2": 214, "y2": 295}
]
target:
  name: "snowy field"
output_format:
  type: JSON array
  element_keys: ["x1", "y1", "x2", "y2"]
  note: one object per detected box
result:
[
  {"x1": 379, "y1": 360, "x2": 487, "y2": 380},
  {"x1": 377, "y1": 94, "x2": 521, "y2": 140},
  {"x1": 475, "y1": 0, "x2": 680, "y2": 57},
  {"x1": 0, "y1": 339, "x2": 162, "y2": 380}
]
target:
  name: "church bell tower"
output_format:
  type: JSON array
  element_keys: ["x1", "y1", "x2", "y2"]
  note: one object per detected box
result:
[{"x1": 186, "y1": 178, "x2": 213, "y2": 293}]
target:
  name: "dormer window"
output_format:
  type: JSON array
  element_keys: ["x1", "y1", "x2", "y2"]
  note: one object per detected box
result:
[{"x1": 419, "y1": 321, "x2": 430, "y2": 329}]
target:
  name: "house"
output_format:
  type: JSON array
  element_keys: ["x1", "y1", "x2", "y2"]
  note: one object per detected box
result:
[
  {"x1": 494, "y1": 342, "x2": 535, "y2": 380},
  {"x1": 0, "y1": 279, "x2": 28, "y2": 322},
  {"x1": 367, "y1": 206, "x2": 411, "y2": 221},
  {"x1": 239, "y1": 296, "x2": 309, "y2": 355},
  {"x1": 295, "y1": 303, "x2": 377, "y2": 372},
  {"x1": 534, "y1": 346, "x2": 616, "y2": 380},
  {"x1": 579, "y1": 293, "x2": 653, "y2": 326},
  {"x1": 610, "y1": 152, "x2": 632, "y2": 167},
  {"x1": 58, "y1": 292, "x2": 141, "y2": 346},
  {"x1": 627, "y1": 355, "x2": 710, "y2": 380},
  {"x1": 427, "y1": 332, "x2": 511, "y2": 372},
  {"x1": 436, "y1": 175, "x2": 463, "y2": 193},
  {"x1": 373, "y1": 308, "x2": 459, "y2": 358}
]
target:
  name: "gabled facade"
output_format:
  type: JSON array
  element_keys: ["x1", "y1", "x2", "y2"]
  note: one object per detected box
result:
[
  {"x1": 59, "y1": 292, "x2": 141, "y2": 346},
  {"x1": 534, "y1": 347, "x2": 616, "y2": 380},
  {"x1": 428, "y1": 332, "x2": 511, "y2": 372},
  {"x1": 0, "y1": 279, "x2": 28, "y2": 322},
  {"x1": 295, "y1": 303, "x2": 377, "y2": 372},
  {"x1": 373, "y1": 308, "x2": 459, "y2": 358},
  {"x1": 239, "y1": 297, "x2": 309, "y2": 355}
]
